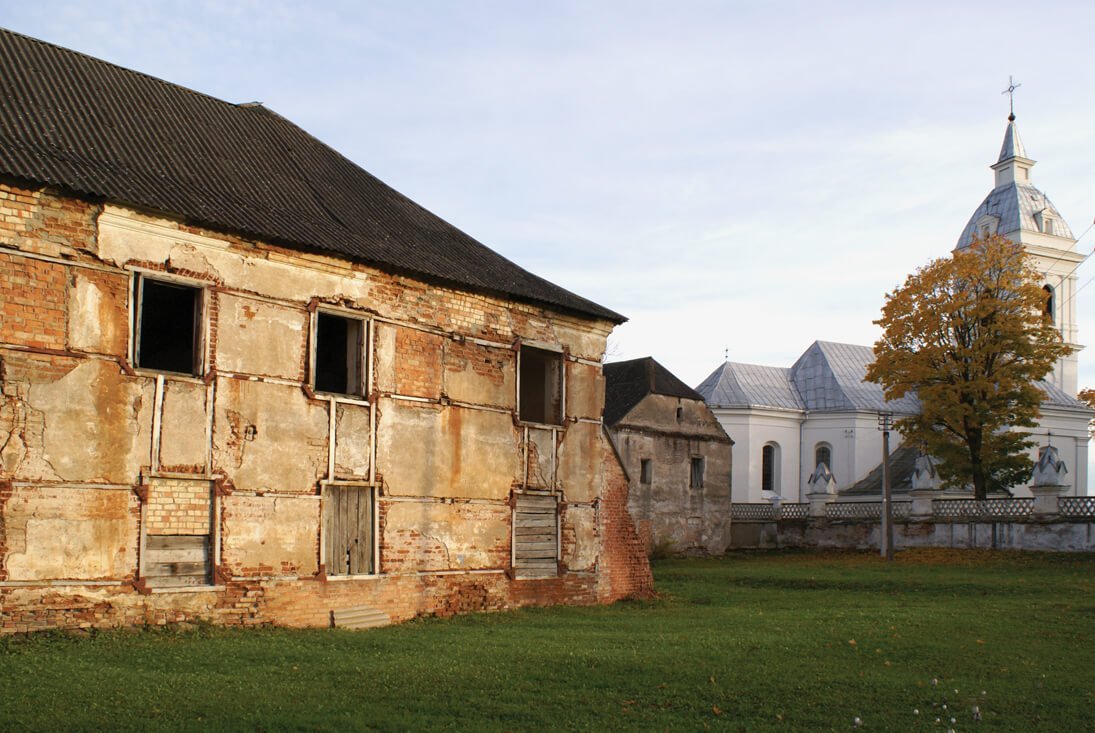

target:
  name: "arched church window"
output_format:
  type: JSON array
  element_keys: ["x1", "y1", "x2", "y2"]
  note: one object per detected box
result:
[
  {"x1": 814, "y1": 444, "x2": 832, "y2": 471},
  {"x1": 1043, "y1": 285, "x2": 1055, "y2": 324},
  {"x1": 761, "y1": 443, "x2": 780, "y2": 493}
]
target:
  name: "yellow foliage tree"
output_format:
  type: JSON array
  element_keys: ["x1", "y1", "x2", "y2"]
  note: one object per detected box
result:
[{"x1": 866, "y1": 236, "x2": 1071, "y2": 499}]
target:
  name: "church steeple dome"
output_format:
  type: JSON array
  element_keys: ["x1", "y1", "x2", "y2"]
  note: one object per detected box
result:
[{"x1": 956, "y1": 115, "x2": 1074, "y2": 249}]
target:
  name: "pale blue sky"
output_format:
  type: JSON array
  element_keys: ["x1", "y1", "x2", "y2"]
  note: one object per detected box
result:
[{"x1": 3, "y1": 1, "x2": 1094, "y2": 388}]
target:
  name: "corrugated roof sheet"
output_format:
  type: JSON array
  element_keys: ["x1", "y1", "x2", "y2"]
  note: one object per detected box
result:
[
  {"x1": 0, "y1": 28, "x2": 623, "y2": 323},
  {"x1": 603, "y1": 357, "x2": 703, "y2": 425}
]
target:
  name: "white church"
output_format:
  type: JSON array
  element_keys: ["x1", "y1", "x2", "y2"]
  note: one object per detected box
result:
[{"x1": 695, "y1": 114, "x2": 1093, "y2": 503}]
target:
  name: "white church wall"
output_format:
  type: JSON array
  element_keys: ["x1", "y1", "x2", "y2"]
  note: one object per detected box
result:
[{"x1": 713, "y1": 407, "x2": 802, "y2": 503}]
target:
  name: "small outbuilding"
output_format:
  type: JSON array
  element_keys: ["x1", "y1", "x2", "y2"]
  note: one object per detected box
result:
[{"x1": 604, "y1": 357, "x2": 733, "y2": 555}]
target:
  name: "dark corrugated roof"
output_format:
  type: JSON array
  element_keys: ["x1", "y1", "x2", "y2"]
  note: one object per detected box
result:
[
  {"x1": 0, "y1": 28, "x2": 623, "y2": 323},
  {"x1": 603, "y1": 357, "x2": 703, "y2": 426}
]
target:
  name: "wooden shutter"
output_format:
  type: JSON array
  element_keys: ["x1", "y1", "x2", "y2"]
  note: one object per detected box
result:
[
  {"x1": 513, "y1": 493, "x2": 558, "y2": 578},
  {"x1": 325, "y1": 485, "x2": 374, "y2": 576}
]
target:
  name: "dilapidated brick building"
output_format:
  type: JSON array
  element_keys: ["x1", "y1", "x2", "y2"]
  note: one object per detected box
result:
[
  {"x1": 604, "y1": 357, "x2": 733, "y2": 555},
  {"x1": 0, "y1": 29, "x2": 652, "y2": 633}
]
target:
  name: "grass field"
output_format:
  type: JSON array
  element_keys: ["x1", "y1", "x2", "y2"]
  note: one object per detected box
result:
[{"x1": 1, "y1": 549, "x2": 1093, "y2": 731}]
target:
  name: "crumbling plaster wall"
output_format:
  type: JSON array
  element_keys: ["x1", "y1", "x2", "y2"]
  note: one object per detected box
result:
[
  {"x1": 0, "y1": 184, "x2": 651, "y2": 632},
  {"x1": 610, "y1": 394, "x2": 733, "y2": 555}
]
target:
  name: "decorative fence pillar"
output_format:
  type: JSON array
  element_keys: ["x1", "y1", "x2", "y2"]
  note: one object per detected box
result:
[
  {"x1": 806, "y1": 463, "x2": 837, "y2": 518},
  {"x1": 1030, "y1": 445, "x2": 1068, "y2": 518},
  {"x1": 909, "y1": 454, "x2": 940, "y2": 518}
]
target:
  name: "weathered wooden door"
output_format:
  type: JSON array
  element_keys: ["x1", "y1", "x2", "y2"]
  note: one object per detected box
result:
[{"x1": 325, "y1": 485, "x2": 374, "y2": 575}]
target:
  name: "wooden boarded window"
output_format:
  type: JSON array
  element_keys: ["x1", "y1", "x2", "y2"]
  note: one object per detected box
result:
[
  {"x1": 325, "y1": 485, "x2": 375, "y2": 576},
  {"x1": 143, "y1": 535, "x2": 211, "y2": 588},
  {"x1": 513, "y1": 493, "x2": 558, "y2": 578}
]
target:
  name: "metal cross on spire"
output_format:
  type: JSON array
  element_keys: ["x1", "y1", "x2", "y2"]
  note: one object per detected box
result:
[{"x1": 1002, "y1": 75, "x2": 1021, "y2": 121}]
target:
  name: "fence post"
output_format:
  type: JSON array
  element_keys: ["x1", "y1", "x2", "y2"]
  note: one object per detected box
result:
[
  {"x1": 909, "y1": 454, "x2": 940, "y2": 519},
  {"x1": 1030, "y1": 445, "x2": 1068, "y2": 519},
  {"x1": 806, "y1": 462, "x2": 837, "y2": 518}
]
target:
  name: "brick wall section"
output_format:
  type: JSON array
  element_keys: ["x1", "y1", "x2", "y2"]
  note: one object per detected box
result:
[
  {"x1": 0, "y1": 253, "x2": 68, "y2": 351},
  {"x1": 0, "y1": 183, "x2": 99, "y2": 257},
  {"x1": 145, "y1": 478, "x2": 212, "y2": 535},
  {"x1": 597, "y1": 435, "x2": 655, "y2": 601},
  {"x1": 393, "y1": 327, "x2": 443, "y2": 398}
]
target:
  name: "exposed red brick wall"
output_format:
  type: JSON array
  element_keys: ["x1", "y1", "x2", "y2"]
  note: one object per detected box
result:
[
  {"x1": 597, "y1": 434, "x2": 655, "y2": 601},
  {"x1": 393, "y1": 327, "x2": 443, "y2": 398},
  {"x1": 0, "y1": 183, "x2": 99, "y2": 257},
  {"x1": 145, "y1": 478, "x2": 213, "y2": 535},
  {"x1": 0, "y1": 253, "x2": 68, "y2": 351}
]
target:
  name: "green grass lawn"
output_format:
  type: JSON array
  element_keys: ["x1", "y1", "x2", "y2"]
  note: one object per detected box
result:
[{"x1": 2, "y1": 549, "x2": 1093, "y2": 732}]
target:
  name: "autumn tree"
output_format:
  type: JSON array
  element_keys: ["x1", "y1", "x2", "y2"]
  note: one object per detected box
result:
[{"x1": 866, "y1": 236, "x2": 1071, "y2": 499}]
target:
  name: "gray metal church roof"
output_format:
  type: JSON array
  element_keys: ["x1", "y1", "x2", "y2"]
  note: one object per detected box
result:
[{"x1": 694, "y1": 341, "x2": 919, "y2": 414}]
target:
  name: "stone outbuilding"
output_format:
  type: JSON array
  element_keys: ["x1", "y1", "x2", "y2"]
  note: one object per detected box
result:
[
  {"x1": 0, "y1": 29, "x2": 652, "y2": 634},
  {"x1": 603, "y1": 357, "x2": 733, "y2": 555}
]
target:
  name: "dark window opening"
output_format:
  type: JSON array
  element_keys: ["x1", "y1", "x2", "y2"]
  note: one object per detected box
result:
[
  {"x1": 135, "y1": 277, "x2": 201, "y2": 375},
  {"x1": 676, "y1": 406, "x2": 684, "y2": 421},
  {"x1": 762, "y1": 445, "x2": 775, "y2": 492},
  {"x1": 815, "y1": 444, "x2": 831, "y2": 470},
  {"x1": 315, "y1": 312, "x2": 365, "y2": 396},
  {"x1": 518, "y1": 346, "x2": 563, "y2": 424},
  {"x1": 690, "y1": 456, "x2": 705, "y2": 489},
  {"x1": 640, "y1": 459, "x2": 652, "y2": 485},
  {"x1": 1043, "y1": 285, "x2": 1055, "y2": 324}
]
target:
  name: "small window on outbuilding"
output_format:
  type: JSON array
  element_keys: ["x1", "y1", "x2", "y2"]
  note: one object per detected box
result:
[
  {"x1": 314, "y1": 311, "x2": 366, "y2": 397},
  {"x1": 518, "y1": 346, "x2": 563, "y2": 424},
  {"x1": 640, "y1": 459, "x2": 653, "y2": 485},
  {"x1": 690, "y1": 456, "x2": 705, "y2": 489},
  {"x1": 134, "y1": 276, "x2": 203, "y2": 375}
]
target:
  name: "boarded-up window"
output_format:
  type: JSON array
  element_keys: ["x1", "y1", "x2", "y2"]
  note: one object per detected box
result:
[
  {"x1": 690, "y1": 456, "x2": 705, "y2": 488},
  {"x1": 143, "y1": 535, "x2": 211, "y2": 588},
  {"x1": 324, "y1": 485, "x2": 375, "y2": 576},
  {"x1": 640, "y1": 458, "x2": 653, "y2": 485},
  {"x1": 513, "y1": 493, "x2": 558, "y2": 578},
  {"x1": 134, "y1": 276, "x2": 202, "y2": 375},
  {"x1": 314, "y1": 312, "x2": 366, "y2": 396},
  {"x1": 518, "y1": 346, "x2": 563, "y2": 425}
]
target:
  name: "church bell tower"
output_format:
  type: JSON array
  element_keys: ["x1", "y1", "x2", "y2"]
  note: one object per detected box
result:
[{"x1": 956, "y1": 107, "x2": 1083, "y2": 395}]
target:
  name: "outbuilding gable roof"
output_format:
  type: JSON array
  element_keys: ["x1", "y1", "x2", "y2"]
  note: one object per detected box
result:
[
  {"x1": 603, "y1": 357, "x2": 704, "y2": 426},
  {"x1": 0, "y1": 28, "x2": 623, "y2": 323}
]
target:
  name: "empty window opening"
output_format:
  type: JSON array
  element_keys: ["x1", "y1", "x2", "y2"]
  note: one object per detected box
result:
[
  {"x1": 135, "y1": 277, "x2": 202, "y2": 375},
  {"x1": 640, "y1": 459, "x2": 653, "y2": 485},
  {"x1": 676, "y1": 406, "x2": 684, "y2": 421},
  {"x1": 315, "y1": 312, "x2": 365, "y2": 396},
  {"x1": 324, "y1": 485, "x2": 375, "y2": 576},
  {"x1": 690, "y1": 456, "x2": 705, "y2": 489},
  {"x1": 1043, "y1": 285, "x2": 1055, "y2": 323},
  {"x1": 815, "y1": 444, "x2": 832, "y2": 471},
  {"x1": 519, "y1": 346, "x2": 563, "y2": 424}
]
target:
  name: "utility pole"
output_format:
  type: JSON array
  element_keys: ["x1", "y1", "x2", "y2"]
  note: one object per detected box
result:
[{"x1": 877, "y1": 412, "x2": 894, "y2": 561}]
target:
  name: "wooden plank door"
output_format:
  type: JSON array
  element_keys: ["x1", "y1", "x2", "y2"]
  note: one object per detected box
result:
[{"x1": 325, "y1": 486, "x2": 374, "y2": 575}]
